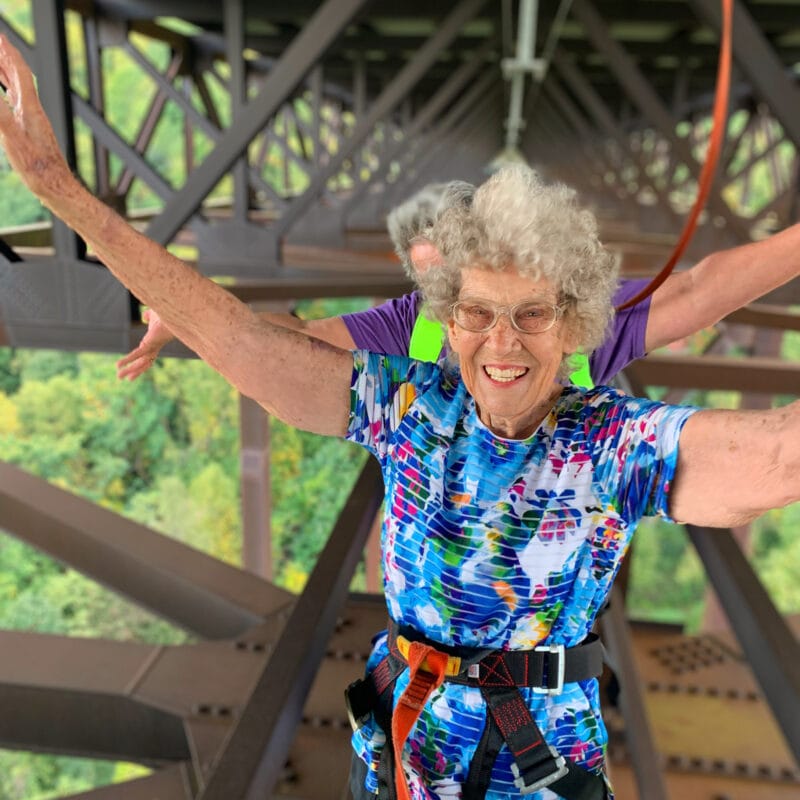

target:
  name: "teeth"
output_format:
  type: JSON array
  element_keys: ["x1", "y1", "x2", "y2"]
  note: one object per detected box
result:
[{"x1": 485, "y1": 366, "x2": 527, "y2": 382}]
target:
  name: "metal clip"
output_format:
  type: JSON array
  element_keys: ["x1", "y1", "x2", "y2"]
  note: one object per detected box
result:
[
  {"x1": 511, "y1": 748, "x2": 569, "y2": 794},
  {"x1": 533, "y1": 643, "x2": 565, "y2": 695},
  {"x1": 344, "y1": 680, "x2": 370, "y2": 732}
]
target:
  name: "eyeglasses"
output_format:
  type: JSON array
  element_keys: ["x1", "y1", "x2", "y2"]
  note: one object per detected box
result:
[{"x1": 451, "y1": 298, "x2": 566, "y2": 334}]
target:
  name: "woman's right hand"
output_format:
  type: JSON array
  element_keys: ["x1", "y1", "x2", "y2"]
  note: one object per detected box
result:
[{"x1": 116, "y1": 309, "x2": 175, "y2": 380}]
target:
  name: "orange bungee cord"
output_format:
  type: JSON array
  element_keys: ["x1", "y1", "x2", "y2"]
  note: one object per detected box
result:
[{"x1": 616, "y1": 0, "x2": 733, "y2": 311}]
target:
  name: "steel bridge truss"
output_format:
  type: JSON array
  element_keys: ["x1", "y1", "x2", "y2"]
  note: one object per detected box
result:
[{"x1": 0, "y1": 1, "x2": 798, "y2": 797}]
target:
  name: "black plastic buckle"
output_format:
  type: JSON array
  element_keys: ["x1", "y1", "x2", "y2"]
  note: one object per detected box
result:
[{"x1": 344, "y1": 678, "x2": 374, "y2": 732}]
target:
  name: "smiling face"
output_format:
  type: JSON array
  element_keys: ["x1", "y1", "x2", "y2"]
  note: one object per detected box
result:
[{"x1": 447, "y1": 266, "x2": 578, "y2": 440}]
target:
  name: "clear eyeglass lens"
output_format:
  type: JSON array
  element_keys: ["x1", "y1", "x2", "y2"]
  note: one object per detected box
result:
[
  {"x1": 455, "y1": 303, "x2": 495, "y2": 331},
  {"x1": 454, "y1": 301, "x2": 558, "y2": 333},
  {"x1": 513, "y1": 303, "x2": 557, "y2": 332}
]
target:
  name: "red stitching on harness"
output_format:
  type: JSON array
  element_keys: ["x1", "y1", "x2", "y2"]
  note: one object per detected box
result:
[
  {"x1": 493, "y1": 694, "x2": 543, "y2": 747},
  {"x1": 478, "y1": 653, "x2": 514, "y2": 687},
  {"x1": 372, "y1": 658, "x2": 394, "y2": 696}
]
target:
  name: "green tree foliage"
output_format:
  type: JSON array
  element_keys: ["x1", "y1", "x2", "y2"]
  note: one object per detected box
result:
[
  {"x1": 0, "y1": 348, "x2": 21, "y2": 395},
  {"x1": 626, "y1": 519, "x2": 707, "y2": 631},
  {"x1": 0, "y1": 750, "x2": 149, "y2": 800},
  {"x1": 751, "y1": 504, "x2": 800, "y2": 613},
  {"x1": 271, "y1": 420, "x2": 367, "y2": 590},
  {"x1": 0, "y1": 751, "x2": 113, "y2": 800},
  {"x1": 0, "y1": 166, "x2": 48, "y2": 225}
]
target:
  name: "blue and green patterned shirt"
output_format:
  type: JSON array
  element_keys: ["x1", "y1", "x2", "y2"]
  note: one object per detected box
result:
[{"x1": 346, "y1": 351, "x2": 696, "y2": 800}]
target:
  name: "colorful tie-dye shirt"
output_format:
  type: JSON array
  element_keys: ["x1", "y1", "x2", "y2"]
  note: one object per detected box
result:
[{"x1": 346, "y1": 351, "x2": 696, "y2": 800}]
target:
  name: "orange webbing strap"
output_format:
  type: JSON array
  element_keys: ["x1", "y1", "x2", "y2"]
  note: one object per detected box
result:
[
  {"x1": 390, "y1": 641, "x2": 450, "y2": 800},
  {"x1": 616, "y1": 0, "x2": 733, "y2": 312}
]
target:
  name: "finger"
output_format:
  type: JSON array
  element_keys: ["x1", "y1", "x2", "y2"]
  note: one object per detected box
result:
[
  {"x1": 0, "y1": 67, "x2": 11, "y2": 122},
  {"x1": 118, "y1": 360, "x2": 145, "y2": 381},
  {"x1": 0, "y1": 39, "x2": 26, "y2": 121},
  {"x1": 0, "y1": 35, "x2": 36, "y2": 99},
  {"x1": 116, "y1": 358, "x2": 137, "y2": 377},
  {"x1": 0, "y1": 36, "x2": 12, "y2": 90},
  {"x1": 0, "y1": 39, "x2": 19, "y2": 103},
  {"x1": 116, "y1": 349, "x2": 143, "y2": 368}
]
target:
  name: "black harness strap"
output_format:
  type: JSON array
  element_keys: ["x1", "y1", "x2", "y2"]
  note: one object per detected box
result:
[
  {"x1": 482, "y1": 686, "x2": 606, "y2": 799},
  {"x1": 463, "y1": 708, "x2": 504, "y2": 800}
]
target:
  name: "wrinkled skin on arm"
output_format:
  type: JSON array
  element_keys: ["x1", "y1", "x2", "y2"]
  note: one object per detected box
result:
[
  {"x1": 645, "y1": 228, "x2": 800, "y2": 352},
  {"x1": 668, "y1": 402, "x2": 800, "y2": 527}
]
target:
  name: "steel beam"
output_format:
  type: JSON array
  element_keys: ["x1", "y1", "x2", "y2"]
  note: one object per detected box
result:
[
  {"x1": 689, "y1": 0, "x2": 800, "y2": 150},
  {"x1": 538, "y1": 82, "x2": 641, "y2": 216},
  {"x1": 686, "y1": 525, "x2": 800, "y2": 762},
  {"x1": 379, "y1": 75, "x2": 500, "y2": 211},
  {"x1": 725, "y1": 304, "x2": 800, "y2": 332},
  {"x1": 0, "y1": 683, "x2": 189, "y2": 763},
  {"x1": 352, "y1": 55, "x2": 367, "y2": 178},
  {"x1": 274, "y1": 0, "x2": 491, "y2": 239},
  {"x1": 225, "y1": 0, "x2": 250, "y2": 221},
  {"x1": 0, "y1": 624, "x2": 287, "y2": 772},
  {"x1": 240, "y1": 394, "x2": 272, "y2": 579},
  {"x1": 600, "y1": 586, "x2": 669, "y2": 800},
  {"x1": 0, "y1": 461, "x2": 291, "y2": 638},
  {"x1": 342, "y1": 39, "x2": 495, "y2": 222},
  {"x1": 122, "y1": 42, "x2": 283, "y2": 206},
  {"x1": 626, "y1": 353, "x2": 800, "y2": 395},
  {"x1": 116, "y1": 52, "x2": 185, "y2": 199},
  {"x1": 0, "y1": 256, "x2": 131, "y2": 353},
  {"x1": 31, "y1": 0, "x2": 83, "y2": 261},
  {"x1": 144, "y1": 0, "x2": 371, "y2": 246},
  {"x1": 552, "y1": 51, "x2": 682, "y2": 228},
  {"x1": 310, "y1": 65, "x2": 324, "y2": 172},
  {"x1": 73, "y1": 94, "x2": 174, "y2": 202},
  {"x1": 569, "y1": 0, "x2": 751, "y2": 243},
  {"x1": 0, "y1": 625, "x2": 278, "y2": 726},
  {"x1": 197, "y1": 458, "x2": 384, "y2": 800},
  {"x1": 81, "y1": 13, "x2": 111, "y2": 200}
]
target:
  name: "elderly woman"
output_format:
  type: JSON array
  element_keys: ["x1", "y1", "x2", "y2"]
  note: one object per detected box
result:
[
  {"x1": 343, "y1": 169, "x2": 694, "y2": 800},
  {"x1": 0, "y1": 36, "x2": 798, "y2": 800}
]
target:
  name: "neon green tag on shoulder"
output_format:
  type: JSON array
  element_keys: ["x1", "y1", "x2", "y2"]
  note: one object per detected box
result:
[
  {"x1": 569, "y1": 351, "x2": 594, "y2": 389},
  {"x1": 409, "y1": 308, "x2": 445, "y2": 363}
]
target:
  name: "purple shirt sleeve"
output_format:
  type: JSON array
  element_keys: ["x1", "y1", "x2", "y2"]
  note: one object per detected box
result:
[
  {"x1": 589, "y1": 279, "x2": 652, "y2": 385},
  {"x1": 341, "y1": 291, "x2": 422, "y2": 355}
]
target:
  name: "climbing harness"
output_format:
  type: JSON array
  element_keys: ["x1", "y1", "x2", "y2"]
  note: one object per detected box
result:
[
  {"x1": 345, "y1": 621, "x2": 606, "y2": 800},
  {"x1": 616, "y1": 0, "x2": 733, "y2": 312}
]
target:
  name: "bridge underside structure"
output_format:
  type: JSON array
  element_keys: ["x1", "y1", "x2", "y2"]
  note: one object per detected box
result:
[{"x1": 0, "y1": 1, "x2": 798, "y2": 798}]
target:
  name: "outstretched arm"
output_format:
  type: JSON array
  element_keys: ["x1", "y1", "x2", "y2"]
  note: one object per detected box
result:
[
  {"x1": 116, "y1": 308, "x2": 354, "y2": 380},
  {"x1": 645, "y1": 226, "x2": 800, "y2": 352},
  {"x1": 668, "y1": 400, "x2": 800, "y2": 527},
  {"x1": 0, "y1": 36, "x2": 351, "y2": 436}
]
